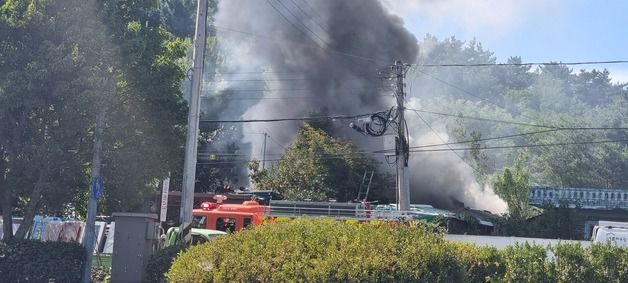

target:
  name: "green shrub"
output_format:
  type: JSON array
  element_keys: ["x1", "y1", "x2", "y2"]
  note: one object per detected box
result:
[
  {"x1": 0, "y1": 240, "x2": 85, "y2": 283},
  {"x1": 587, "y1": 243, "x2": 628, "y2": 283},
  {"x1": 500, "y1": 243, "x2": 555, "y2": 283},
  {"x1": 145, "y1": 244, "x2": 187, "y2": 283},
  {"x1": 166, "y1": 218, "x2": 628, "y2": 283},
  {"x1": 451, "y1": 242, "x2": 504, "y2": 282},
  {"x1": 551, "y1": 243, "x2": 594, "y2": 283},
  {"x1": 91, "y1": 266, "x2": 111, "y2": 283},
  {"x1": 167, "y1": 218, "x2": 489, "y2": 282}
]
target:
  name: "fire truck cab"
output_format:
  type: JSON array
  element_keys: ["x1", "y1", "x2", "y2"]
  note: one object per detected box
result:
[{"x1": 192, "y1": 200, "x2": 267, "y2": 233}]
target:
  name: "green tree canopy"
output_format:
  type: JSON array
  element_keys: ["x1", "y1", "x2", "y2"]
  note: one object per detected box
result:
[
  {"x1": 492, "y1": 153, "x2": 534, "y2": 220},
  {"x1": 411, "y1": 35, "x2": 628, "y2": 190},
  {"x1": 250, "y1": 124, "x2": 393, "y2": 202},
  {"x1": 0, "y1": 0, "x2": 189, "y2": 239}
]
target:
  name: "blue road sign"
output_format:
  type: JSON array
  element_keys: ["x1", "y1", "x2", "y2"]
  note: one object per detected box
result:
[{"x1": 92, "y1": 176, "x2": 104, "y2": 200}]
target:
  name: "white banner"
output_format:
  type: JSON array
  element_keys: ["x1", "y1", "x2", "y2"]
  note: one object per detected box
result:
[{"x1": 160, "y1": 177, "x2": 170, "y2": 222}]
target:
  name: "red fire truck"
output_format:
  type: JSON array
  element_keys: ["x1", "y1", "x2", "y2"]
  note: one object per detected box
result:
[
  {"x1": 191, "y1": 199, "x2": 268, "y2": 232},
  {"x1": 191, "y1": 196, "x2": 371, "y2": 232}
]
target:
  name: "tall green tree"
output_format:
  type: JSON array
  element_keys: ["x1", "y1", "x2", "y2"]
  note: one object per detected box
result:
[
  {"x1": 0, "y1": 0, "x2": 189, "y2": 240},
  {"x1": 250, "y1": 124, "x2": 393, "y2": 202},
  {"x1": 94, "y1": 0, "x2": 189, "y2": 214},
  {"x1": 0, "y1": 0, "x2": 96, "y2": 239},
  {"x1": 492, "y1": 153, "x2": 533, "y2": 219}
]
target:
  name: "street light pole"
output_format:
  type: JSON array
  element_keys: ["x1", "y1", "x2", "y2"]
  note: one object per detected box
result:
[{"x1": 180, "y1": 0, "x2": 208, "y2": 242}]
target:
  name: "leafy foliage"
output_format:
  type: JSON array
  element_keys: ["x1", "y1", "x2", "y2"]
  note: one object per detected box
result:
[
  {"x1": 91, "y1": 265, "x2": 111, "y2": 283},
  {"x1": 249, "y1": 124, "x2": 393, "y2": 202},
  {"x1": 0, "y1": 0, "x2": 189, "y2": 237},
  {"x1": 95, "y1": 0, "x2": 189, "y2": 214},
  {"x1": 166, "y1": 218, "x2": 628, "y2": 282},
  {"x1": 0, "y1": 240, "x2": 85, "y2": 282},
  {"x1": 167, "y1": 219, "x2": 463, "y2": 282},
  {"x1": 551, "y1": 243, "x2": 595, "y2": 283},
  {"x1": 0, "y1": 0, "x2": 99, "y2": 238},
  {"x1": 501, "y1": 243, "x2": 555, "y2": 283},
  {"x1": 412, "y1": 35, "x2": 627, "y2": 190},
  {"x1": 492, "y1": 153, "x2": 534, "y2": 219}
]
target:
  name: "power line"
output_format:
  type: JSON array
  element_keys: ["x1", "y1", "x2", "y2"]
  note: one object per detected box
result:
[
  {"x1": 412, "y1": 68, "x2": 510, "y2": 110},
  {"x1": 408, "y1": 139, "x2": 628, "y2": 153},
  {"x1": 205, "y1": 96, "x2": 313, "y2": 101},
  {"x1": 195, "y1": 139, "x2": 628, "y2": 165},
  {"x1": 203, "y1": 94, "x2": 392, "y2": 101},
  {"x1": 296, "y1": 0, "x2": 331, "y2": 34},
  {"x1": 199, "y1": 105, "x2": 628, "y2": 130},
  {"x1": 407, "y1": 128, "x2": 627, "y2": 151},
  {"x1": 410, "y1": 107, "x2": 476, "y2": 169},
  {"x1": 207, "y1": 27, "x2": 628, "y2": 73},
  {"x1": 409, "y1": 107, "x2": 628, "y2": 131},
  {"x1": 215, "y1": 77, "x2": 382, "y2": 82},
  {"x1": 203, "y1": 87, "x2": 386, "y2": 93},
  {"x1": 207, "y1": 69, "x2": 303, "y2": 75},
  {"x1": 267, "y1": 0, "x2": 325, "y2": 47},
  {"x1": 201, "y1": 92, "x2": 392, "y2": 101},
  {"x1": 263, "y1": 0, "x2": 387, "y2": 65},
  {"x1": 413, "y1": 60, "x2": 628, "y2": 68},
  {"x1": 197, "y1": 127, "x2": 627, "y2": 157},
  {"x1": 207, "y1": 59, "x2": 628, "y2": 75},
  {"x1": 216, "y1": 78, "x2": 310, "y2": 82},
  {"x1": 268, "y1": 135, "x2": 289, "y2": 151},
  {"x1": 199, "y1": 113, "x2": 367, "y2": 123},
  {"x1": 275, "y1": 0, "x2": 328, "y2": 46},
  {"x1": 406, "y1": 107, "x2": 557, "y2": 128},
  {"x1": 408, "y1": 67, "x2": 571, "y2": 129},
  {"x1": 410, "y1": 129, "x2": 560, "y2": 150}
]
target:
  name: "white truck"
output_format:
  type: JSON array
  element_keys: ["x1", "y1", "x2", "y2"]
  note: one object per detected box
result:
[{"x1": 591, "y1": 225, "x2": 628, "y2": 248}]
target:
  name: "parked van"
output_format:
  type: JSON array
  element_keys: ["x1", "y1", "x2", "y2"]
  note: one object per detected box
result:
[{"x1": 591, "y1": 226, "x2": 628, "y2": 247}]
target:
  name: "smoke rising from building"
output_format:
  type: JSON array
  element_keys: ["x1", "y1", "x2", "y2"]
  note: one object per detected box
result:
[
  {"x1": 404, "y1": 100, "x2": 507, "y2": 213},
  {"x1": 208, "y1": 0, "x2": 507, "y2": 213}
]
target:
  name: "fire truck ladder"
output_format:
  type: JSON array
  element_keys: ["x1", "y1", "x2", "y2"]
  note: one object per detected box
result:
[{"x1": 356, "y1": 171, "x2": 374, "y2": 201}]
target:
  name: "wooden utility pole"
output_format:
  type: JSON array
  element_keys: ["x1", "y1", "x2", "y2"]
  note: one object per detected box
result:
[{"x1": 394, "y1": 60, "x2": 410, "y2": 212}]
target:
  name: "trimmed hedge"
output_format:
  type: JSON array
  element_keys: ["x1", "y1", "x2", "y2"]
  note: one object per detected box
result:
[
  {"x1": 0, "y1": 240, "x2": 85, "y2": 283},
  {"x1": 167, "y1": 218, "x2": 628, "y2": 282}
]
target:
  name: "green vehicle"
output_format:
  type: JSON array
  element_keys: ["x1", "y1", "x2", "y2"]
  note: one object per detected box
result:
[{"x1": 164, "y1": 227, "x2": 227, "y2": 247}]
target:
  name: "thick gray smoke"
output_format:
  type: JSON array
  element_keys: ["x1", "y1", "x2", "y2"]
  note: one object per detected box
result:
[
  {"x1": 209, "y1": 0, "x2": 506, "y2": 213},
  {"x1": 213, "y1": 0, "x2": 416, "y2": 148}
]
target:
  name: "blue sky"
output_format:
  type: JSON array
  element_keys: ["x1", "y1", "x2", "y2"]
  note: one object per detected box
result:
[{"x1": 383, "y1": 0, "x2": 628, "y2": 83}]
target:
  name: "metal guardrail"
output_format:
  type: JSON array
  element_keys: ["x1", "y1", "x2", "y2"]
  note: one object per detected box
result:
[
  {"x1": 528, "y1": 198, "x2": 628, "y2": 209},
  {"x1": 528, "y1": 186, "x2": 628, "y2": 209},
  {"x1": 266, "y1": 206, "x2": 446, "y2": 221}
]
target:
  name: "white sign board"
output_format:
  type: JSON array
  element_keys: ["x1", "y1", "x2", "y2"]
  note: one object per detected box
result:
[
  {"x1": 93, "y1": 221, "x2": 106, "y2": 254},
  {"x1": 160, "y1": 177, "x2": 170, "y2": 222},
  {"x1": 103, "y1": 222, "x2": 115, "y2": 254}
]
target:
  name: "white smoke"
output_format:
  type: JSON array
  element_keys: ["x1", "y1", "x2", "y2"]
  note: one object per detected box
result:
[{"x1": 405, "y1": 98, "x2": 507, "y2": 213}]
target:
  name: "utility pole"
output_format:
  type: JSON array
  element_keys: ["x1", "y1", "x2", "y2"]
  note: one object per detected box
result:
[
  {"x1": 261, "y1": 132, "x2": 268, "y2": 170},
  {"x1": 180, "y1": 0, "x2": 208, "y2": 242},
  {"x1": 82, "y1": 110, "x2": 105, "y2": 283},
  {"x1": 394, "y1": 60, "x2": 410, "y2": 212}
]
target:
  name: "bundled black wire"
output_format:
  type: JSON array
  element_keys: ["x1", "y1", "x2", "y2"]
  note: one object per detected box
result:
[{"x1": 365, "y1": 107, "x2": 396, "y2": 136}]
